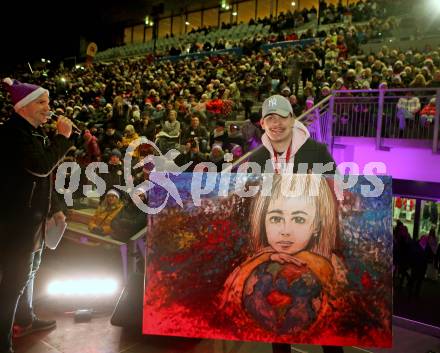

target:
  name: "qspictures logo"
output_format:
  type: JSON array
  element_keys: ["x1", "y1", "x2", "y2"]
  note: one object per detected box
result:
[{"x1": 55, "y1": 137, "x2": 387, "y2": 214}]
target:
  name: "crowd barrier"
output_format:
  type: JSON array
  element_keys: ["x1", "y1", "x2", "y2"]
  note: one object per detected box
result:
[
  {"x1": 156, "y1": 47, "x2": 243, "y2": 62},
  {"x1": 260, "y1": 38, "x2": 316, "y2": 51}
]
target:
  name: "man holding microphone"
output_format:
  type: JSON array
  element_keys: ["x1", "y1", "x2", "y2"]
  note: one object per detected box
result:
[{"x1": 0, "y1": 78, "x2": 73, "y2": 353}]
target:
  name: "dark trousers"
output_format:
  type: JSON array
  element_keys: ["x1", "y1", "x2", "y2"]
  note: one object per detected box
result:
[
  {"x1": 288, "y1": 73, "x2": 300, "y2": 95},
  {"x1": 242, "y1": 99, "x2": 253, "y2": 120},
  {"x1": 14, "y1": 247, "x2": 43, "y2": 326},
  {"x1": 0, "y1": 225, "x2": 43, "y2": 351},
  {"x1": 301, "y1": 68, "x2": 314, "y2": 87},
  {"x1": 408, "y1": 265, "x2": 427, "y2": 298}
]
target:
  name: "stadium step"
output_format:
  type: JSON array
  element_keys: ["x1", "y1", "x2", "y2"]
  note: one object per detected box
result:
[
  {"x1": 65, "y1": 221, "x2": 124, "y2": 247},
  {"x1": 72, "y1": 196, "x2": 101, "y2": 209},
  {"x1": 67, "y1": 208, "x2": 95, "y2": 225},
  {"x1": 64, "y1": 195, "x2": 119, "y2": 247},
  {"x1": 87, "y1": 196, "x2": 100, "y2": 208}
]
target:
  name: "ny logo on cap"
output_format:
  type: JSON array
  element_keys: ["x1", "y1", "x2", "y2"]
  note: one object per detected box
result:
[{"x1": 268, "y1": 97, "x2": 277, "y2": 107}]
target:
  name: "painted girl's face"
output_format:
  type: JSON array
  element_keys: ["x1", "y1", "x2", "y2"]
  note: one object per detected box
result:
[{"x1": 265, "y1": 195, "x2": 316, "y2": 255}]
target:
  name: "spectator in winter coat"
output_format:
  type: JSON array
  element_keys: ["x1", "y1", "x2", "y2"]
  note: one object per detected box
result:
[
  {"x1": 138, "y1": 112, "x2": 156, "y2": 141},
  {"x1": 111, "y1": 186, "x2": 147, "y2": 242},
  {"x1": 100, "y1": 122, "x2": 122, "y2": 153},
  {"x1": 241, "y1": 112, "x2": 263, "y2": 152},
  {"x1": 396, "y1": 91, "x2": 421, "y2": 130},
  {"x1": 226, "y1": 124, "x2": 245, "y2": 152},
  {"x1": 181, "y1": 117, "x2": 209, "y2": 152},
  {"x1": 100, "y1": 149, "x2": 124, "y2": 200},
  {"x1": 431, "y1": 202, "x2": 439, "y2": 226},
  {"x1": 210, "y1": 120, "x2": 228, "y2": 149},
  {"x1": 118, "y1": 124, "x2": 140, "y2": 155},
  {"x1": 83, "y1": 129, "x2": 101, "y2": 163},
  {"x1": 88, "y1": 189, "x2": 123, "y2": 236},
  {"x1": 420, "y1": 98, "x2": 436, "y2": 126},
  {"x1": 208, "y1": 144, "x2": 225, "y2": 171}
]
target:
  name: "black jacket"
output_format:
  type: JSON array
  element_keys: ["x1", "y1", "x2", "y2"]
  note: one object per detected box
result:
[
  {"x1": 111, "y1": 201, "x2": 147, "y2": 243},
  {"x1": 0, "y1": 114, "x2": 73, "y2": 250},
  {"x1": 101, "y1": 163, "x2": 125, "y2": 195},
  {"x1": 248, "y1": 138, "x2": 336, "y2": 174}
]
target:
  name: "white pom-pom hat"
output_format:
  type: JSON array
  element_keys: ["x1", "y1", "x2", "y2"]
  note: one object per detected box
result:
[
  {"x1": 106, "y1": 189, "x2": 120, "y2": 199},
  {"x1": 2, "y1": 77, "x2": 49, "y2": 111}
]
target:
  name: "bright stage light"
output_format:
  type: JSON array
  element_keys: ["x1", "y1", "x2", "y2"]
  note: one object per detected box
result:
[
  {"x1": 427, "y1": 0, "x2": 440, "y2": 14},
  {"x1": 47, "y1": 278, "x2": 119, "y2": 297}
]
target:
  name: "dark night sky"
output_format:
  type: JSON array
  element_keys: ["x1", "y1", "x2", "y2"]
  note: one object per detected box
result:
[
  {"x1": 1, "y1": 0, "x2": 221, "y2": 69},
  {"x1": 1, "y1": 0, "x2": 133, "y2": 69}
]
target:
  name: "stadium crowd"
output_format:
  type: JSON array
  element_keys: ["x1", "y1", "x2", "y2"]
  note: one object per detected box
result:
[{"x1": 1, "y1": 0, "x2": 439, "y2": 240}]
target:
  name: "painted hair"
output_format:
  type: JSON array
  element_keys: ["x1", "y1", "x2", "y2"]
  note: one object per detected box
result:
[{"x1": 249, "y1": 174, "x2": 339, "y2": 260}]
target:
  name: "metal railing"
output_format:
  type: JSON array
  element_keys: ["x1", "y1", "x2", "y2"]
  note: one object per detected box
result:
[
  {"x1": 224, "y1": 96, "x2": 334, "y2": 172},
  {"x1": 227, "y1": 87, "x2": 440, "y2": 170},
  {"x1": 297, "y1": 94, "x2": 333, "y2": 147},
  {"x1": 330, "y1": 88, "x2": 440, "y2": 153}
]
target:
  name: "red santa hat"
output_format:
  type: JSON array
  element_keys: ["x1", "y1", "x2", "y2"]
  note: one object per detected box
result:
[{"x1": 2, "y1": 77, "x2": 49, "y2": 111}]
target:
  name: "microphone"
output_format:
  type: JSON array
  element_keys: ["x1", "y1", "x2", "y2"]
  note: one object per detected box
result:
[{"x1": 47, "y1": 112, "x2": 81, "y2": 135}]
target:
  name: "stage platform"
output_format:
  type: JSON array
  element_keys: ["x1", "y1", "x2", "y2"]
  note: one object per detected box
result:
[{"x1": 16, "y1": 232, "x2": 439, "y2": 353}]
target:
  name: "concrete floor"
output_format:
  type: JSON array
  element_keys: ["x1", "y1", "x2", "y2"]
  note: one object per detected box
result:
[{"x1": 12, "y1": 313, "x2": 440, "y2": 353}]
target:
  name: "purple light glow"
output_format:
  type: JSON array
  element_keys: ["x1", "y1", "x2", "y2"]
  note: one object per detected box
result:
[{"x1": 332, "y1": 137, "x2": 440, "y2": 183}]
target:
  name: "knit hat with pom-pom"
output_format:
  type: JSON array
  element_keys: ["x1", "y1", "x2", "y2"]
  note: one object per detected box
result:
[{"x1": 2, "y1": 78, "x2": 48, "y2": 111}]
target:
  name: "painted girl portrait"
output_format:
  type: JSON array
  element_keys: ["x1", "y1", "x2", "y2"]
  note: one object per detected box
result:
[
  {"x1": 219, "y1": 174, "x2": 342, "y2": 339},
  {"x1": 143, "y1": 173, "x2": 392, "y2": 347}
]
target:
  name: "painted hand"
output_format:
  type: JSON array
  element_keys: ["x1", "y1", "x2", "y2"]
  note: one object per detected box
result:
[{"x1": 270, "y1": 252, "x2": 306, "y2": 266}]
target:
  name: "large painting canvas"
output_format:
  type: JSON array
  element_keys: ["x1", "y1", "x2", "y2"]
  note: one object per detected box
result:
[{"x1": 143, "y1": 173, "x2": 392, "y2": 347}]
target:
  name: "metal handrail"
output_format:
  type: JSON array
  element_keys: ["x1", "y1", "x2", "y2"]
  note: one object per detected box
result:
[
  {"x1": 296, "y1": 95, "x2": 332, "y2": 125},
  {"x1": 434, "y1": 89, "x2": 440, "y2": 153},
  {"x1": 332, "y1": 87, "x2": 440, "y2": 94},
  {"x1": 129, "y1": 226, "x2": 147, "y2": 241},
  {"x1": 332, "y1": 87, "x2": 440, "y2": 153},
  {"x1": 225, "y1": 96, "x2": 334, "y2": 172},
  {"x1": 66, "y1": 223, "x2": 125, "y2": 246},
  {"x1": 224, "y1": 86, "x2": 440, "y2": 172},
  {"x1": 330, "y1": 93, "x2": 437, "y2": 102},
  {"x1": 221, "y1": 145, "x2": 264, "y2": 173}
]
